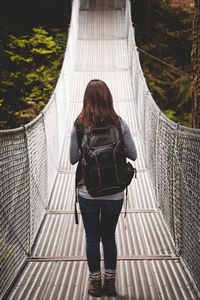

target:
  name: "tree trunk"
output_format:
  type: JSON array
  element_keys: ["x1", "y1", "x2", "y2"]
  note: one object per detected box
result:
[{"x1": 191, "y1": 0, "x2": 200, "y2": 128}]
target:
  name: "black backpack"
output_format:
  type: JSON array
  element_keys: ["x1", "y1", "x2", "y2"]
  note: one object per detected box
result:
[
  {"x1": 74, "y1": 124, "x2": 137, "y2": 224},
  {"x1": 80, "y1": 125, "x2": 134, "y2": 196}
]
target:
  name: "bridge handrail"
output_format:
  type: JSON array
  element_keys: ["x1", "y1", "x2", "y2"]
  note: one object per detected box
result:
[
  {"x1": 126, "y1": 0, "x2": 200, "y2": 295},
  {"x1": 0, "y1": 0, "x2": 80, "y2": 298}
]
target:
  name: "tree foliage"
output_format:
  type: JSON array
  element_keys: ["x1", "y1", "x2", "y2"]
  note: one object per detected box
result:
[
  {"x1": 135, "y1": 0, "x2": 193, "y2": 126},
  {"x1": 0, "y1": 1, "x2": 195, "y2": 128},
  {"x1": 0, "y1": 28, "x2": 66, "y2": 129}
]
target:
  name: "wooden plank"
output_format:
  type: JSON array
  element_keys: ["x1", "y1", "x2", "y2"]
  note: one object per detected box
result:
[
  {"x1": 28, "y1": 255, "x2": 180, "y2": 262},
  {"x1": 45, "y1": 209, "x2": 157, "y2": 214}
]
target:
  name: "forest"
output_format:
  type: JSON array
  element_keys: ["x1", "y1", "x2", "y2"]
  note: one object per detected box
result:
[{"x1": 0, "y1": 0, "x2": 194, "y2": 129}]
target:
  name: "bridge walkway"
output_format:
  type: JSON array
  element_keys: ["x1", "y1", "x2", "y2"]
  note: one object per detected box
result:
[{"x1": 7, "y1": 5, "x2": 199, "y2": 300}]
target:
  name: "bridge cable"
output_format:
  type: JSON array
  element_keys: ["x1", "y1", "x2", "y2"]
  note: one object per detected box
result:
[{"x1": 137, "y1": 47, "x2": 191, "y2": 77}]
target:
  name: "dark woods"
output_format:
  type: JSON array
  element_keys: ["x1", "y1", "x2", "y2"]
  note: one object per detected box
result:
[
  {"x1": 132, "y1": 0, "x2": 194, "y2": 127},
  {"x1": 0, "y1": 0, "x2": 71, "y2": 28},
  {"x1": 132, "y1": 0, "x2": 162, "y2": 30}
]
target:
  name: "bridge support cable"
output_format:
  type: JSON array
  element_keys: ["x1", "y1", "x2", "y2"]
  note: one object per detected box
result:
[{"x1": 126, "y1": 0, "x2": 200, "y2": 296}]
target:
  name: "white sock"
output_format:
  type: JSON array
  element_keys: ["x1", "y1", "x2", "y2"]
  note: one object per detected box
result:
[
  {"x1": 104, "y1": 269, "x2": 116, "y2": 280},
  {"x1": 89, "y1": 270, "x2": 101, "y2": 281}
]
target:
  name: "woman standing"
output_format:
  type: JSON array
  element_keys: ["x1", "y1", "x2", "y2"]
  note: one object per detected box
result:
[{"x1": 70, "y1": 79, "x2": 137, "y2": 297}]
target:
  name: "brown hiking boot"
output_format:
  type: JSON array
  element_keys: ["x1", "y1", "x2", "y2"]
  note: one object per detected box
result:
[
  {"x1": 102, "y1": 278, "x2": 117, "y2": 297},
  {"x1": 88, "y1": 280, "x2": 102, "y2": 297}
]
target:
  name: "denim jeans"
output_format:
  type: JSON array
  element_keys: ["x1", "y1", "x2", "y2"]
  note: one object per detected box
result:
[{"x1": 78, "y1": 195, "x2": 123, "y2": 273}]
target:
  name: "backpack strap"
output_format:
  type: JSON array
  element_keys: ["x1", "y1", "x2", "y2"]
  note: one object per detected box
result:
[
  {"x1": 123, "y1": 187, "x2": 128, "y2": 230},
  {"x1": 124, "y1": 187, "x2": 128, "y2": 219},
  {"x1": 75, "y1": 162, "x2": 81, "y2": 225},
  {"x1": 75, "y1": 186, "x2": 79, "y2": 225}
]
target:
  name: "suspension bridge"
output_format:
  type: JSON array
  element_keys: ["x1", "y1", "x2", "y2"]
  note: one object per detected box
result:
[{"x1": 0, "y1": 0, "x2": 200, "y2": 299}]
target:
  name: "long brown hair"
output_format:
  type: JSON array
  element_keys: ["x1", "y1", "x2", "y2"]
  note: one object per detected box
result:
[{"x1": 74, "y1": 79, "x2": 120, "y2": 130}]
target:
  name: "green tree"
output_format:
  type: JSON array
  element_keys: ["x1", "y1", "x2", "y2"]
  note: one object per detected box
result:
[
  {"x1": 135, "y1": 1, "x2": 193, "y2": 126},
  {"x1": 0, "y1": 27, "x2": 66, "y2": 129}
]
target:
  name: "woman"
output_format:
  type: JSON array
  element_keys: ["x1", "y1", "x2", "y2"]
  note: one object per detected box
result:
[{"x1": 70, "y1": 79, "x2": 137, "y2": 297}]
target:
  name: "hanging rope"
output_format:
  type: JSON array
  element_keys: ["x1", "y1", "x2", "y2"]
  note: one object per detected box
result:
[{"x1": 137, "y1": 47, "x2": 191, "y2": 77}]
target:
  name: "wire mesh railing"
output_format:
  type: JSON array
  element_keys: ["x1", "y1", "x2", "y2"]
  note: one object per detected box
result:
[
  {"x1": 126, "y1": 0, "x2": 200, "y2": 294},
  {"x1": 0, "y1": 127, "x2": 30, "y2": 299},
  {"x1": 0, "y1": 0, "x2": 80, "y2": 298}
]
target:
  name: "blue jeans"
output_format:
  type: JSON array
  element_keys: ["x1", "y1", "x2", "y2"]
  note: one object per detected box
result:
[{"x1": 78, "y1": 195, "x2": 123, "y2": 273}]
